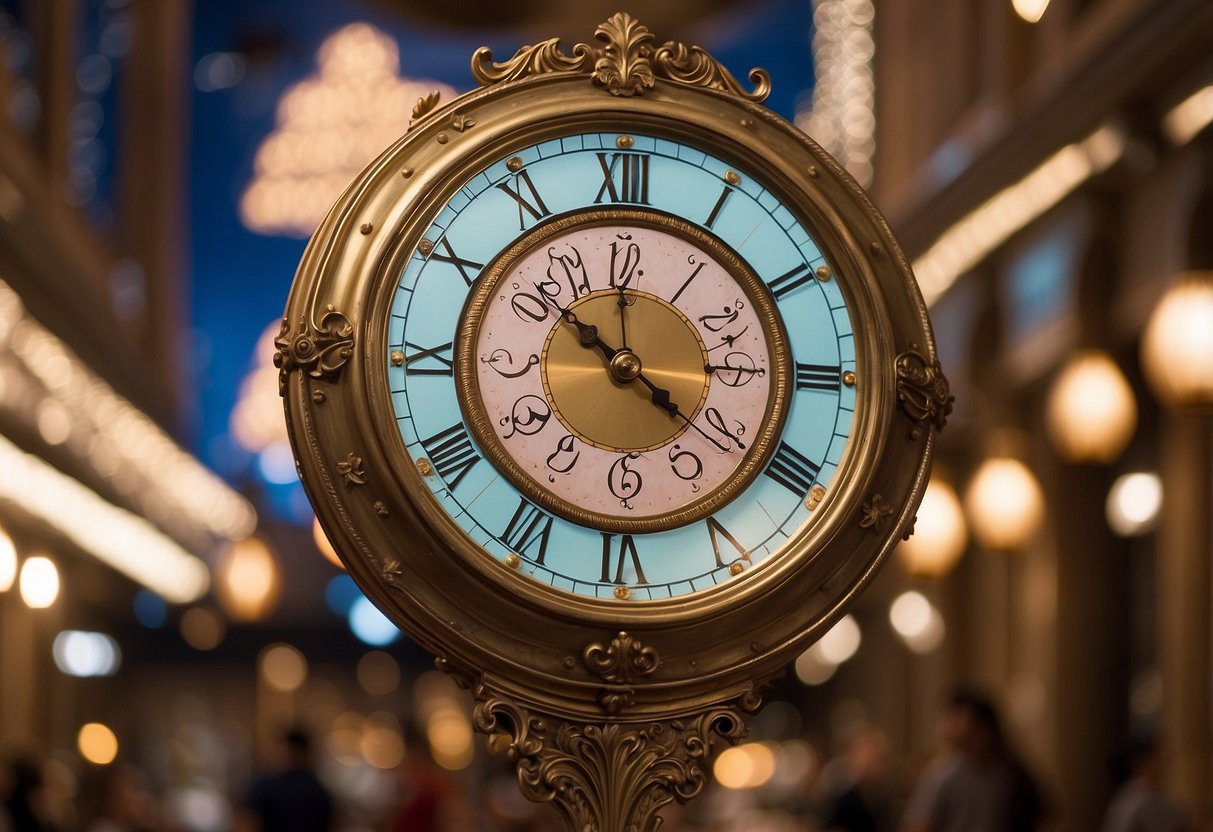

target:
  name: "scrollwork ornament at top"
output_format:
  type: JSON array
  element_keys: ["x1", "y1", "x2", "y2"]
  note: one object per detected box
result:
[{"x1": 470, "y1": 12, "x2": 770, "y2": 103}]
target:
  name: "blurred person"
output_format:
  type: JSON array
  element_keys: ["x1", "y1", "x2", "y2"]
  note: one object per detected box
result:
[
  {"x1": 83, "y1": 764, "x2": 161, "y2": 832},
  {"x1": 388, "y1": 721, "x2": 470, "y2": 832},
  {"x1": 1103, "y1": 736, "x2": 1191, "y2": 832},
  {"x1": 820, "y1": 723, "x2": 895, "y2": 832},
  {"x1": 900, "y1": 688, "x2": 1046, "y2": 832},
  {"x1": 0, "y1": 755, "x2": 54, "y2": 832},
  {"x1": 235, "y1": 728, "x2": 334, "y2": 832}
]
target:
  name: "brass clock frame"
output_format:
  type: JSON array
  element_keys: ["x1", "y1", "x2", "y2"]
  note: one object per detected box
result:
[{"x1": 278, "y1": 14, "x2": 950, "y2": 832}]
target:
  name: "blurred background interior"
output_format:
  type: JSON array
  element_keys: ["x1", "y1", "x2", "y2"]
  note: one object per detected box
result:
[{"x1": 0, "y1": 0, "x2": 1211, "y2": 829}]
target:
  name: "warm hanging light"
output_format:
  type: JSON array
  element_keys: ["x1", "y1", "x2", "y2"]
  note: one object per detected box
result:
[
  {"x1": 897, "y1": 475, "x2": 967, "y2": 579},
  {"x1": 1045, "y1": 349, "x2": 1137, "y2": 462},
  {"x1": 0, "y1": 522, "x2": 16, "y2": 592},
  {"x1": 1012, "y1": 0, "x2": 1050, "y2": 23},
  {"x1": 1106, "y1": 472, "x2": 1163, "y2": 537},
  {"x1": 889, "y1": 591, "x2": 946, "y2": 654},
  {"x1": 965, "y1": 456, "x2": 1045, "y2": 551},
  {"x1": 214, "y1": 535, "x2": 282, "y2": 621},
  {"x1": 19, "y1": 555, "x2": 60, "y2": 608},
  {"x1": 1141, "y1": 271, "x2": 1213, "y2": 410}
]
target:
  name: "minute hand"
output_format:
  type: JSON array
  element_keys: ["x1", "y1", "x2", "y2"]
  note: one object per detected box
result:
[{"x1": 632, "y1": 370, "x2": 732, "y2": 454}]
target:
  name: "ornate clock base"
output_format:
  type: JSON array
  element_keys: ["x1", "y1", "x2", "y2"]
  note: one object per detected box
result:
[{"x1": 446, "y1": 664, "x2": 762, "y2": 832}]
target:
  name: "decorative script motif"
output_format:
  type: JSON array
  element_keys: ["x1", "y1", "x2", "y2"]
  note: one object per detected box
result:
[
  {"x1": 470, "y1": 12, "x2": 770, "y2": 103},
  {"x1": 895, "y1": 348, "x2": 953, "y2": 434},
  {"x1": 273, "y1": 304, "x2": 354, "y2": 395},
  {"x1": 470, "y1": 678, "x2": 759, "y2": 832}
]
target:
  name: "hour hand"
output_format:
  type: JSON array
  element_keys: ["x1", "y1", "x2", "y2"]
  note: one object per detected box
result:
[{"x1": 535, "y1": 286, "x2": 617, "y2": 359}]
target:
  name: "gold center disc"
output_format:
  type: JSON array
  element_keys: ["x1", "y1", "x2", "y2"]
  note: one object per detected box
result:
[{"x1": 542, "y1": 290, "x2": 710, "y2": 453}]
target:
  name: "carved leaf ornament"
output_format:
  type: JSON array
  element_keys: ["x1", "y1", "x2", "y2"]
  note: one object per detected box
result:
[
  {"x1": 471, "y1": 678, "x2": 756, "y2": 832},
  {"x1": 273, "y1": 304, "x2": 354, "y2": 395},
  {"x1": 471, "y1": 12, "x2": 771, "y2": 103}
]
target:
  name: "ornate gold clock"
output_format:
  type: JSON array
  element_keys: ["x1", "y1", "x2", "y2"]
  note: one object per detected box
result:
[{"x1": 277, "y1": 14, "x2": 949, "y2": 831}]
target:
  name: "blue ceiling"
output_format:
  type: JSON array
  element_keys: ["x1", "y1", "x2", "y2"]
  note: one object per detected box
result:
[{"x1": 188, "y1": 0, "x2": 816, "y2": 521}]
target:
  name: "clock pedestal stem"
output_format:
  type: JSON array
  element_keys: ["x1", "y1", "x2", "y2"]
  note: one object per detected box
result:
[{"x1": 464, "y1": 674, "x2": 762, "y2": 832}]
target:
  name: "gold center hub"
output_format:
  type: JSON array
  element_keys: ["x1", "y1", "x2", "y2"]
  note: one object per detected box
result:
[
  {"x1": 609, "y1": 350, "x2": 643, "y2": 382},
  {"x1": 542, "y1": 290, "x2": 710, "y2": 453}
]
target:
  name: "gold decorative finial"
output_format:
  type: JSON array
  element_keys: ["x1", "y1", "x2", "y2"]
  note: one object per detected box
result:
[{"x1": 470, "y1": 12, "x2": 770, "y2": 103}]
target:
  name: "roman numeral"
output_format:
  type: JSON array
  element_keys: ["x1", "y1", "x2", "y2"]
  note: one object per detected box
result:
[
  {"x1": 403, "y1": 341, "x2": 453, "y2": 376},
  {"x1": 795, "y1": 362, "x2": 841, "y2": 392},
  {"x1": 601, "y1": 533, "x2": 646, "y2": 585},
  {"x1": 418, "y1": 423, "x2": 481, "y2": 491},
  {"x1": 501, "y1": 497, "x2": 554, "y2": 565},
  {"x1": 767, "y1": 263, "x2": 813, "y2": 300},
  {"x1": 764, "y1": 442, "x2": 820, "y2": 495},
  {"x1": 594, "y1": 152, "x2": 651, "y2": 205},
  {"x1": 706, "y1": 516, "x2": 749, "y2": 568},
  {"x1": 429, "y1": 237, "x2": 484, "y2": 286},
  {"x1": 496, "y1": 169, "x2": 551, "y2": 230},
  {"x1": 704, "y1": 186, "x2": 733, "y2": 229}
]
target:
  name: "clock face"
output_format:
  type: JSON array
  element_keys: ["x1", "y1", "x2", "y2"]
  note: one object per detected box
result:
[{"x1": 386, "y1": 131, "x2": 857, "y2": 601}]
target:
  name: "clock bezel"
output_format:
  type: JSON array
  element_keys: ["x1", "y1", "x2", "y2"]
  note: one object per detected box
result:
[{"x1": 281, "y1": 70, "x2": 937, "y2": 715}]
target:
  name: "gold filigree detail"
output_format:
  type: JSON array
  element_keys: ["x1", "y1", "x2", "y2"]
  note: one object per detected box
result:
[
  {"x1": 410, "y1": 90, "x2": 442, "y2": 125},
  {"x1": 471, "y1": 38, "x2": 593, "y2": 86},
  {"x1": 470, "y1": 13, "x2": 769, "y2": 102},
  {"x1": 592, "y1": 13, "x2": 655, "y2": 96},
  {"x1": 895, "y1": 348, "x2": 953, "y2": 433},
  {"x1": 859, "y1": 494, "x2": 894, "y2": 532},
  {"x1": 450, "y1": 113, "x2": 476, "y2": 132},
  {"x1": 273, "y1": 304, "x2": 354, "y2": 395},
  {"x1": 336, "y1": 452, "x2": 367, "y2": 486},
  {"x1": 470, "y1": 679, "x2": 757, "y2": 832},
  {"x1": 652, "y1": 41, "x2": 771, "y2": 103},
  {"x1": 582, "y1": 631, "x2": 660, "y2": 685}
]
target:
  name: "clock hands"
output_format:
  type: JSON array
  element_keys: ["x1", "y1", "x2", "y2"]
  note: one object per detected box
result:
[
  {"x1": 536, "y1": 288, "x2": 617, "y2": 359},
  {"x1": 617, "y1": 286, "x2": 635, "y2": 351},
  {"x1": 536, "y1": 286, "x2": 732, "y2": 454}
]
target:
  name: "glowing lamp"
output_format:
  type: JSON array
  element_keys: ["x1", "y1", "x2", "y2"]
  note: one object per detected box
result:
[
  {"x1": 19, "y1": 555, "x2": 59, "y2": 608},
  {"x1": 965, "y1": 456, "x2": 1045, "y2": 551},
  {"x1": 215, "y1": 535, "x2": 281, "y2": 621},
  {"x1": 1106, "y1": 472, "x2": 1163, "y2": 537},
  {"x1": 1141, "y1": 272, "x2": 1213, "y2": 410},
  {"x1": 897, "y1": 476, "x2": 967, "y2": 578},
  {"x1": 1012, "y1": 0, "x2": 1050, "y2": 23},
  {"x1": 1045, "y1": 349, "x2": 1137, "y2": 462},
  {"x1": 0, "y1": 522, "x2": 15, "y2": 592}
]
